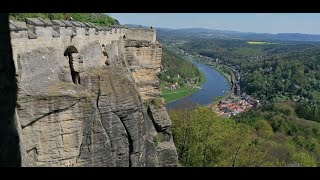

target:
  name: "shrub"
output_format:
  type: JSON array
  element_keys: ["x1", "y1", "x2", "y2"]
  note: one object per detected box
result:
[{"x1": 153, "y1": 135, "x2": 161, "y2": 146}]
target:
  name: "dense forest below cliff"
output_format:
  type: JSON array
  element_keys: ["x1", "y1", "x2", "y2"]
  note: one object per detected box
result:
[{"x1": 169, "y1": 101, "x2": 320, "y2": 167}]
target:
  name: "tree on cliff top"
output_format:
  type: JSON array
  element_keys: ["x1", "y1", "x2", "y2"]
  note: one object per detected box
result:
[{"x1": 9, "y1": 13, "x2": 117, "y2": 26}]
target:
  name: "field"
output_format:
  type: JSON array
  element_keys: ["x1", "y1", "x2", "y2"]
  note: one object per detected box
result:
[
  {"x1": 247, "y1": 41, "x2": 275, "y2": 45},
  {"x1": 162, "y1": 87, "x2": 197, "y2": 103}
]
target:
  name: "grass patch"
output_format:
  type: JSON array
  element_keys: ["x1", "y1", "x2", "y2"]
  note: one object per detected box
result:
[{"x1": 162, "y1": 88, "x2": 196, "y2": 103}]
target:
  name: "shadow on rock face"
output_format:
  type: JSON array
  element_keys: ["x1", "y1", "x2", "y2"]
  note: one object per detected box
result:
[{"x1": 0, "y1": 13, "x2": 21, "y2": 167}]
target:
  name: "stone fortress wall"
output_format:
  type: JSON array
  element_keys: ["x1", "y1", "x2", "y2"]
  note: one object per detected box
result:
[
  {"x1": 9, "y1": 18, "x2": 159, "y2": 100},
  {"x1": 9, "y1": 18, "x2": 156, "y2": 56},
  {"x1": 8, "y1": 18, "x2": 178, "y2": 167}
]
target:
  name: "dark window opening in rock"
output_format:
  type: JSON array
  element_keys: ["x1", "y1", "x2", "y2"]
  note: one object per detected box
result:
[
  {"x1": 123, "y1": 35, "x2": 126, "y2": 39},
  {"x1": 105, "y1": 59, "x2": 110, "y2": 66},
  {"x1": 102, "y1": 45, "x2": 109, "y2": 59},
  {"x1": 104, "y1": 51, "x2": 110, "y2": 66},
  {"x1": 64, "y1": 46, "x2": 81, "y2": 84}
]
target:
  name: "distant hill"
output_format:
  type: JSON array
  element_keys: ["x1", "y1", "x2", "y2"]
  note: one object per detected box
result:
[
  {"x1": 126, "y1": 24, "x2": 152, "y2": 28},
  {"x1": 153, "y1": 27, "x2": 320, "y2": 42},
  {"x1": 126, "y1": 24, "x2": 320, "y2": 42}
]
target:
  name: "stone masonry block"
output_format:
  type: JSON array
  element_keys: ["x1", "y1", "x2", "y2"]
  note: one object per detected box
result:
[
  {"x1": 26, "y1": 18, "x2": 45, "y2": 27},
  {"x1": 77, "y1": 22, "x2": 86, "y2": 27},
  {"x1": 83, "y1": 22, "x2": 93, "y2": 28},
  {"x1": 40, "y1": 19, "x2": 53, "y2": 27},
  {"x1": 51, "y1": 20, "x2": 67, "y2": 27},
  {"x1": 70, "y1": 21, "x2": 82, "y2": 27},
  {"x1": 10, "y1": 20, "x2": 28, "y2": 31},
  {"x1": 60, "y1": 20, "x2": 73, "y2": 27}
]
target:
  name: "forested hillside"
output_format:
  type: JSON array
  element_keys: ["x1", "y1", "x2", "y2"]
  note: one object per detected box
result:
[
  {"x1": 159, "y1": 47, "x2": 203, "y2": 102},
  {"x1": 160, "y1": 47, "x2": 200, "y2": 84}
]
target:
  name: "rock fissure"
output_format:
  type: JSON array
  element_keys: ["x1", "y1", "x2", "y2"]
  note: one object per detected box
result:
[
  {"x1": 26, "y1": 147, "x2": 38, "y2": 155},
  {"x1": 21, "y1": 98, "x2": 84, "y2": 129},
  {"x1": 119, "y1": 117, "x2": 133, "y2": 167}
]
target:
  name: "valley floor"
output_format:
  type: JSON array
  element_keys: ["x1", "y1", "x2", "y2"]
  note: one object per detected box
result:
[{"x1": 161, "y1": 71, "x2": 205, "y2": 103}]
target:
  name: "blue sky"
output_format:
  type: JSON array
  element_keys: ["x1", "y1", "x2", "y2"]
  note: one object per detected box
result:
[{"x1": 108, "y1": 13, "x2": 320, "y2": 35}]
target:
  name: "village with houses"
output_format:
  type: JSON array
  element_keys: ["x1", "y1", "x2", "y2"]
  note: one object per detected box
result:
[
  {"x1": 211, "y1": 93, "x2": 260, "y2": 118},
  {"x1": 193, "y1": 51, "x2": 261, "y2": 118}
]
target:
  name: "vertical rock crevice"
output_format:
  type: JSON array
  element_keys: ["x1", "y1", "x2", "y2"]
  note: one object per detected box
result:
[{"x1": 119, "y1": 117, "x2": 133, "y2": 167}]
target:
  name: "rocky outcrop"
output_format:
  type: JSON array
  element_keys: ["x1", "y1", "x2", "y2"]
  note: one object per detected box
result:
[
  {"x1": 147, "y1": 105, "x2": 178, "y2": 167},
  {"x1": 9, "y1": 18, "x2": 178, "y2": 167}
]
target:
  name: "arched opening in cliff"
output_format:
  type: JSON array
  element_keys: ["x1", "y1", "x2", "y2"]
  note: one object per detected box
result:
[
  {"x1": 64, "y1": 46, "x2": 81, "y2": 84},
  {"x1": 123, "y1": 35, "x2": 126, "y2": 39}
]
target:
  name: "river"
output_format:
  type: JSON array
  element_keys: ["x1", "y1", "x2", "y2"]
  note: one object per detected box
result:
[{"x1": 165, "y1": 60, "x2": 230, "y2": 110}]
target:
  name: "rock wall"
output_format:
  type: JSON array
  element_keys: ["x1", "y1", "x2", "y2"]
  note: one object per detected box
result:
[
  {"x1": 9, "y1": 18, "x2": 178, "y2": 167},
  {"x1": 124, "y1": 40, "x2": 162, "y2": 102}
]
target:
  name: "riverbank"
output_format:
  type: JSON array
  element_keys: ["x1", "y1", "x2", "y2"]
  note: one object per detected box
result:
[{"x1": 162, "y1": 70, "x2": 206, "y2": 103}]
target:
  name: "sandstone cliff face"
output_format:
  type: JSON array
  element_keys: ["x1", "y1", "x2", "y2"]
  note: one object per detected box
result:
[
  {"x1": 10, "y1": 19, "x2": 178, "y2": 167},
  {"x1": 124, "y1": 39, "x2": 162, "y2": 102}
]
